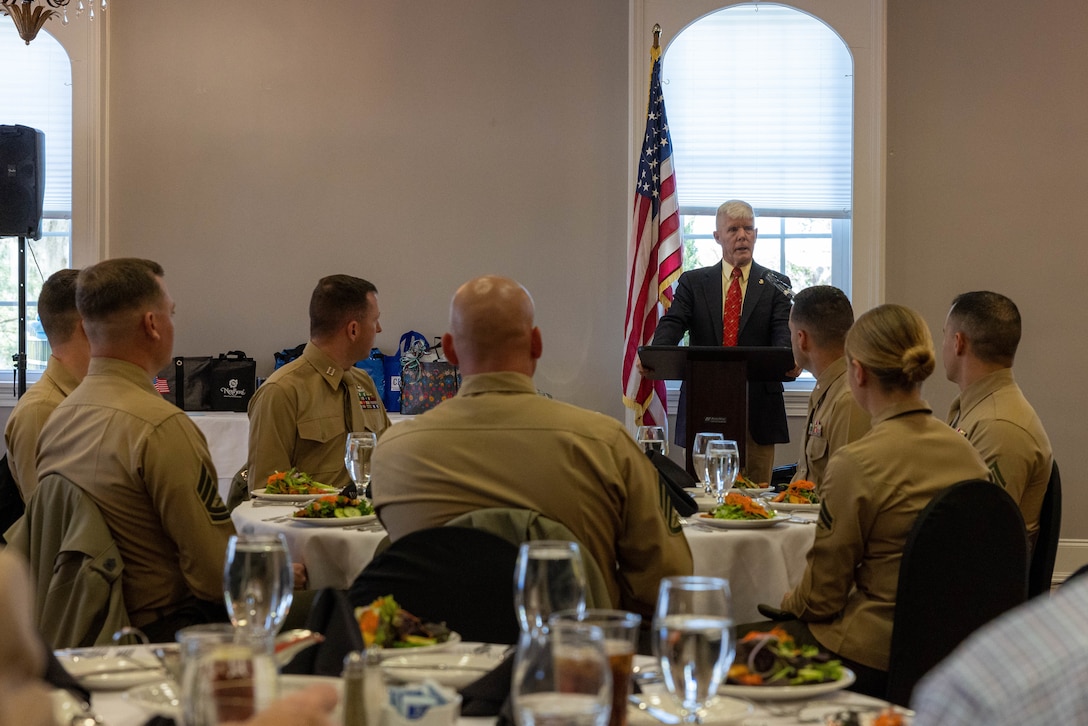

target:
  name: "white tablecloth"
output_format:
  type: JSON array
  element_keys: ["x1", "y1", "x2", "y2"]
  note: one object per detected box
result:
[{"x1": 232, "y1": 501, "x2": 816, "y2": 621}]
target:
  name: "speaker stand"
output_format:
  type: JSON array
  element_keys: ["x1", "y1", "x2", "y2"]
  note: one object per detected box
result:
[{"x1": 14, "y1": 235, "x2": 27, "y2": 398}]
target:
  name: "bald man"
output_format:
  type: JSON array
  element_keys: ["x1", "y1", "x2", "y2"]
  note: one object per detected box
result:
[{"x1": 371, "y1": 275, "x2": 692, "y2": 617}]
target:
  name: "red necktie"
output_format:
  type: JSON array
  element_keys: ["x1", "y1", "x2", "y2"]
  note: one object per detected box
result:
[{"x1": 723, "y1": 266, "x2": 743, "y2": 346}]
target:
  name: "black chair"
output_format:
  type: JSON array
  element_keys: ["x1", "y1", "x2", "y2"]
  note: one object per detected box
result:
[
  {"x1": 1027, "y1": 461, "x2": 1061, "y2": 598},
  {"x1": 0, "y1": 453, "x2": 25, "y2": 544},
  {"x1": 885, "y1": 479, "x2": 1029, "y2": 707},
  {"x1": 347, "y1": 526, "x2": 521, "y2": 645}
]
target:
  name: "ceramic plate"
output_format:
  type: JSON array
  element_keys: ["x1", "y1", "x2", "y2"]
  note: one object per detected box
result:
[
  {"x1": 769, "y1": 501, "x2": 822, "y2": 512},
  {"x1": 374, "y1": 631, "x2": 462, "y2": 655},
  {"x1": 55, "y1": 649, "x2": 166, "y2": 690},
  {"x1": 250, "y1": 491, "x2": 331, "y2": 502},
  {"x1": 693, "y1": 513, "x2": 790, "y2": 529},
  {"x1": 381, "y1": 649, "x2": 503, "y2": 688},
  {"x1": 290, "y1": 513, "x2": 378, "y2": 527},
  {"x1": 124, "y1": 675, "x2": 343, "y2": 718},
  {"x1": 718, "y1": 668, "x2": 856, "y2": 701},
  {"x1": 630, "y1": 693, "x2": 752, "y2": 725}
]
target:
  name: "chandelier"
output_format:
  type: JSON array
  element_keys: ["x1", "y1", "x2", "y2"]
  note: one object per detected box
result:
[{"x1": 1, "y1": 0, "x2": 105, "y2": 45}]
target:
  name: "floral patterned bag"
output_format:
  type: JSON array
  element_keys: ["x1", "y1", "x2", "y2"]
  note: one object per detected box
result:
[{"x1": 399, "y1": 337, "x2": 461, "y2": 415}]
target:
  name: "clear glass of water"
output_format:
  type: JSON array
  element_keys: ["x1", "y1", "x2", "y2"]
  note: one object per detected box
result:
[
  {"x1": 636, "y1": 425, "x2": 668, "y2": 456},
  {"x1": 223, "y1": 533, "x2": 293, "y2": 643},
  {"x1": 344, "y1": 431, "x2": 377, "y2": 494},
  {"x1": 692, "y1": 433, "x2": 725, "y2": 494},
  {"x1": 512, "y1": 619, "x2": 612, "y2": 726},
  {"x1": 704, "y1": 439, "x2": 740, "y2": 505},
  {"x1": 652, "y1": 576, "x2": 735, "y2": 724},
  {"x1": 514, "y1": 540, "x2": 587, "y2": 635}
]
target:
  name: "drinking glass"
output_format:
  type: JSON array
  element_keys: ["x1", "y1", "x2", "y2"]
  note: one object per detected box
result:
[
  {"x1": 178, "y1": 623, "x2": 278, "y2": 726},
  {"x1": 652, "y1": 576, "x2": 735, "y2": 725},
  {"x1": 512, "y1": 619, "x2": 612, "y2": 726},
  {"x1": 692, "y1": 433, "x2": 725, "y2": 495},
  {"x1": 514, "y1": 540, "x2": 587, "y2": 634},
  {"x1": 223, "y1": 533, "x2": 293, "y2": 643},
  {"x1": 344, "y1": 431, "x2": 377, "y2": 496},
  {"x1": 704, "y1": 439, "x2": 740, "y2": 505},
  {"x1": 636, "y1": 425, "x2": 668, "y2": 456},
  {"x1": 550, "y1": 610, "x2": 642, "y2": 726}
]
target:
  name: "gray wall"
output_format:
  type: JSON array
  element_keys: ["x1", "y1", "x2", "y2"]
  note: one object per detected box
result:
[{"x1": 95, "y1": 1, "x2": 1083, "y2": 545}]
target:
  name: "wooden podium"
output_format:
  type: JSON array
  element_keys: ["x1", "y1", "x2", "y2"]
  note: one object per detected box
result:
[{"x1": 637, "y1": 345, "x2": 795, "y2": 476}]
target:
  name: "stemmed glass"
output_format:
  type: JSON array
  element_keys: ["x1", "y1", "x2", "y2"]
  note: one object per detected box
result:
[
  {"x1": 692, "y1": 433, "x2": 725, "y2": 495},
  {"x1": 223, "y1": 533, "x2": 294, "y2": 646},
  {"x1": 344, "y1": 431, "x2": 377, "y2": 498},
  {"x1": 652, "y1": 576, "x2": 735, "y2": 725},
  {"x1": 704, "y1": 439, "x2": 740, "y2": 505},
  {"x1": 514, "y1": 540, "x2": 587, "y2": 635},
  {"x1": 636, "y1": 425, "x2": 668, "y2": 456},
  {"x1": 512, "y1": 619, "x2": 612, "y2": 726}
]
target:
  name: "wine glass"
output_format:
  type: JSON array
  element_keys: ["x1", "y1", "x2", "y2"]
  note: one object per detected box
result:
[
  {"x1": 652, "y1": 576, "x2": 735, "y2": 725},
  {"x1": 636, "y1": 425, "x2": 668, "y2": 456},
  {"x1": 692, "y1": 433, "x2": 725, "y2": 495},
  {"x1": 514, "y1": 540, "x2": 587, "y2": 635},
  {"x1": 512, "y1": 619, "x2": 612, "y2": 726},
  {"x1": 704, "y1": 439, "x2": 740, "y2": 505},
  {"x1": 223, "y1": 533, "x2": 294, "y2": 645},
  {"x1": 344, "y1": 431, "x2": 377, "y2": 497}
]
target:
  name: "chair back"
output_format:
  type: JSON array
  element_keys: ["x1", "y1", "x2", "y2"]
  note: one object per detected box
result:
[
  {"x1": 885, "y1": 479, "x2": 1029, "y2": 707},
  {"x1": 5, "y1": 473, "x2": 130, "y2": 648},
  {"x1": 0, "y1": 453, "x2": 25, "y2": 544},
  {"x1": 444, "y1": 507, "x2": 613, "y2": 610},
  {"x1": 347, "y1": 526, "x2": 521, "y2": 644},
  {"x1": 1027, "y1": 461, "x2": 1061, "y2": 598}
]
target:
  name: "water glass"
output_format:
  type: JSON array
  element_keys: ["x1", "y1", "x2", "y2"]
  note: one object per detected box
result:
[
  {"x1": 177, "y1": 623, "x2": 278, "y2": 726},
  {"x1": 345, "y1": 431, "x2": 377, "y2": 494},
  {"x1": 512, "y1": 619, "x2": 612, "y2": 726},
  {"x1": 551, "y1": 610, "x2": 641, "y2": 726},
  {"x1": 704, "y1": 439, "x2": 739, "y2": 505},
  {"x1": 635, "y1": 425, "x2": 668, "y2": 456},
  {"x1": 652, "y1": 576, "x2": 735, "y2": 725},
  {"x1": 223, "y1": 533, "x2": 293, "y2": 642},
  {"x1": 691, "y1": 433, "x2": 725, "y2": 494},
  {"x1": 514, "y1": 540, "x2": 587, "y2": 634}
]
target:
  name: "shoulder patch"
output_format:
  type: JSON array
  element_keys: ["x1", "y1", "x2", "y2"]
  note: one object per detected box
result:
[
  {"x1": 817, "y1": 501, "x2": 834, "y2": 530},
  {"x1": 197, "y1": 465, "x2": 231, "y2": 523},
  {"x1": 989, "y1": 461, "x2": 1008, "y2": 489},
  {"x1": 657, "y1": 477, "x2": 684, "y2": 534}
]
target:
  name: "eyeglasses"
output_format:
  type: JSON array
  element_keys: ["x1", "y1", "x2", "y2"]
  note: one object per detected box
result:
[{"x1": 724, "y1": 225, "x2": 757, "y2": 236}]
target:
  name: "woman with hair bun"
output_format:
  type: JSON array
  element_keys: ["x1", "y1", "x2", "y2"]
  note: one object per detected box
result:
[{"x1": 773, "y1": 304, "x2": 989, "y2": 695}]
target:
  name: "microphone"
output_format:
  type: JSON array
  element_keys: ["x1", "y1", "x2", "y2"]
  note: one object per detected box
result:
[{"x1": 764, "y1": 270, "x2": 795, "y2": 300}]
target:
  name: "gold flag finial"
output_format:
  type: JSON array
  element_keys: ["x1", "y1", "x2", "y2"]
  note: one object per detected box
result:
[{"x1": 652, "y1": 24, "x2": 662, "y2": 50}]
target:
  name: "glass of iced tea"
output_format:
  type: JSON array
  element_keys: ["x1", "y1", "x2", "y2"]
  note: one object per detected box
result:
[{"x1": 551, "y1": 609, "x2": 642, "y2": 726}]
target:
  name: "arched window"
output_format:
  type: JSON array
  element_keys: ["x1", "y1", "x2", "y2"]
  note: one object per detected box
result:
[
  {"x1": 663, "y1": 3, "x2": 853, "y2": 294},
  {"x1": 0, "y1": 24, "x2": 73, "y2": 378}
]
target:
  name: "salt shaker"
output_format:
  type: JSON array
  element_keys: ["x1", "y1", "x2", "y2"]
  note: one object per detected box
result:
[{"x1": 342, "y1": 651, "x2": 368, "y2": 726}]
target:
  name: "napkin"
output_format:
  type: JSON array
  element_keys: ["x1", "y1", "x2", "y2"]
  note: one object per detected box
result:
[{"x1": 281, "y1": 588, "x2": 365, "y2": 677}]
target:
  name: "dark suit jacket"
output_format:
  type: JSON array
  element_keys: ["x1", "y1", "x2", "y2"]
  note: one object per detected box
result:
[{"x1": 652, "y1": 261, "x2": 792, "y2": 447}]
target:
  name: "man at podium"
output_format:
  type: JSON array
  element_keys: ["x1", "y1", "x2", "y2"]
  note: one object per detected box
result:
[{"x1": 647, "y1": 200, "x2": 793, "y2": 484}]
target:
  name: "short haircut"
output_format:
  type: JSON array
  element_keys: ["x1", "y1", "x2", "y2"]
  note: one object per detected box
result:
[
  {"x1": 37, "y1": 268, "x2": 81, "y2": 345},
  {"x1": 309, "y1": 275, "x2": 378, "y2": 338},
  {"x1": 716, "y1": 200, "x2": 755, "y2": 223},
  {"x1": 76, "y1": 258, "x2": 165, "y2": 323},
  {"x1": 791, "y1": 285, "x2": 854, "y2": 348},
  {"x1": 948, "y1": 291, "x2": 1021, "y2": 366}
]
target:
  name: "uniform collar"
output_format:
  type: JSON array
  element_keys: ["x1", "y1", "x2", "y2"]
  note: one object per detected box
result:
[
  {"x1": 956, "y1": 368, "x2": 1016, "y2": 417},
  {"x1": 871, "y1": 398, "x2": 933, "y2": 426},
  {"x1": 44, "y1": 355, "x2": 82, "y2": 396},
  {"x1": 87, "y1": 356, "x2": 159, "y2": 393},
  {"x1": 456, "y1": 371, "x2": 538, "y2": 397},
  {"x1": 301, "y1": 342, "x2": 348, "y2": 391}
]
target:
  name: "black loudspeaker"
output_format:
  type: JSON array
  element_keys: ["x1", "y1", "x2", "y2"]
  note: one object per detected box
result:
[{"x1": 0, "y1": 124, "x2": 46, "y2": 240}]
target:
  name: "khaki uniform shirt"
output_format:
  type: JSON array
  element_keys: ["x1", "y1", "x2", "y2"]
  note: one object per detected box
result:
[
  {"x1": 4, "y1": 356, "x2": 80, "y2": 501},
  {"x1": 35, "y1": 357, "x2": 235, "y2": 628},
  {"x1": 781, "y1": 400, "x2": 989, "y2": 671},
  {"x1": 792, "y1": 357, "x2": 871, "y2": 491},
  {"x1": 246, "y1": 342, "x2": 390, "y2": 490},
  {"x1": 372, "y1": 371, "x2": 693, "y2": 617},
  {"x1": 948, "y1": 368, "x2": 1052, "y2": 547}
]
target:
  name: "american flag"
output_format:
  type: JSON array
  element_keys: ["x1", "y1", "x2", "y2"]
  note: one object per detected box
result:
[
  {"x1": 622, "y1": 34, "x2": 682, "y2": 428},
  {"x1": 153, "y1": 377, "x2": 171, "y2": 394}
]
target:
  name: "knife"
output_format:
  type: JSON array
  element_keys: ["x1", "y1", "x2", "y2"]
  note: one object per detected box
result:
[{"x1": 381, "y1": 662, "x2": 493, "y2": 674}]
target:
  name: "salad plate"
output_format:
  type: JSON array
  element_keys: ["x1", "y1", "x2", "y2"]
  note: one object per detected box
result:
[
  {"x1": 251, "y1": 491, "x2": 327, "y2": 502},
  {"x1": 719, "y1": 668, "x2": 856, "y2": 701},
  {"x1": 770, "y1": 501, "x2": 821, "y2": 512},
  {"x1": 373, "y1": 630, "x2": 462, "y2": 654},
  {"x1": 291, "y1": 513, "x2": 378, "y2": 527},
  {"x1": 694, "y1": 513, "x2": 790, "y2": 529},
  {"x1": 630, "y1": 693, "x2": 752, "y2": 725},
  {"x1": 125, "y1": 675, "x2": 343, "y2": 718},
  {"x1": 381, "y1": 648, "x2": 501, "y2": 688},
  {"x1": 55, "y1": 649, "x2": 166, "y2": 690}
]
